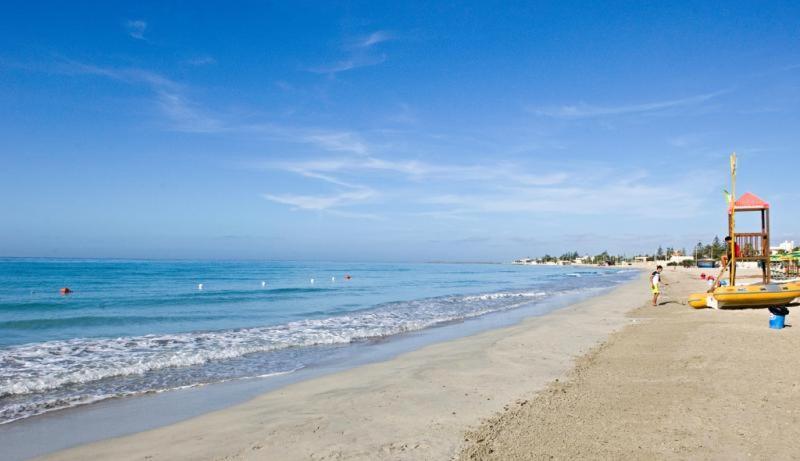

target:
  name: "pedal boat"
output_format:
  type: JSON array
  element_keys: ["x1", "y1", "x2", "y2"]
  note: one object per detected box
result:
[{"x1": 688, "y1": 282, "x2": 800, "y2": 309}]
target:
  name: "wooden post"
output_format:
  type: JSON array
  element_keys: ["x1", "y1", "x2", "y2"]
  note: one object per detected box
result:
[
  {"x1": 730, "y1": 153, "x2": 737, "y2": 286},
  {"x1": 765, "y1": 208, "x2": 771, "y2": 283}
]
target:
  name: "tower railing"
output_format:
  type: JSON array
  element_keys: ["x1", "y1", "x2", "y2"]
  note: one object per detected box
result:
[{"x1": 734, "y1": 233, "x2": 767, "y2": 259}]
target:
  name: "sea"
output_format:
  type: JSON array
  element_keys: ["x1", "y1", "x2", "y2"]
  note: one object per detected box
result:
[{"x1": 0, "y1": 258, "x2": 638, "y2": 425}]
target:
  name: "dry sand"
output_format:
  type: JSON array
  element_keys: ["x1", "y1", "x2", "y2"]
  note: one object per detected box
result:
[
  {"x1": 40, "y1": 272, "x2": 649, "y2": 461},
  {"x1": 460, "y1": 268, "x2": 800, "y2": 460}
]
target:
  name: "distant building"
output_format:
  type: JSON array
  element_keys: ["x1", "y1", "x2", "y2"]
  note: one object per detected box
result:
[
  {"x1": 512, "y1": 258, "x2": 539, "y2": 265},
  {"x1": 770, "y1": 240, "x2": 796, "y2": 255},
  {"x1": 668, "y1": 255, "x2": 693, "y2": 264}
]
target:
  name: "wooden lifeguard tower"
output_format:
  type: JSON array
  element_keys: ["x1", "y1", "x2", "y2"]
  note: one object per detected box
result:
[
  {"x1": 689, "y1": 154, "x2": 800, "y2": 309},
  {"x1": 726, "y1": 152, "x2": 771, "y2": 286},
  {"x1": 728, "y1": 191, "x2": 771, "y2": 285}
]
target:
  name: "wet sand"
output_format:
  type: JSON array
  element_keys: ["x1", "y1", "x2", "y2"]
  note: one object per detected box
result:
[{"x1": 461, "y1": 268, "x2": 800, "y2": 460}]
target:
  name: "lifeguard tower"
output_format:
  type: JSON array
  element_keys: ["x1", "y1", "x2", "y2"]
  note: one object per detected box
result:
[
  {"x1": 688, "y1": 153, "x2": 800, "y2": 309},
  {"x1": 728, "y1": 192, "x2": 771, "y2": 285}
]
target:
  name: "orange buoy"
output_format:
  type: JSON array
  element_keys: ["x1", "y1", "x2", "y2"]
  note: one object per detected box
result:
[{"x1": 60, "y1": 287, "x2": 72, "y2": 295}]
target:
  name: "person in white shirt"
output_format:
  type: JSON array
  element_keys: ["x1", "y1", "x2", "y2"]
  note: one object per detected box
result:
[{"x1": 650, "y1": 265, "x2": 666, "y2": 306}]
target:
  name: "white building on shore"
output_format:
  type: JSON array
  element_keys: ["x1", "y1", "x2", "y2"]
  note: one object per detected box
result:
[
  {"x1": 668, "y1": 255, "x2": 694, "y2": 264},
  {"x1": 771, "y1": 240, "x2": 796, "y2": 255},
  {"x1": 512, "y1": 258, "x2": 539, "y2": 265}
]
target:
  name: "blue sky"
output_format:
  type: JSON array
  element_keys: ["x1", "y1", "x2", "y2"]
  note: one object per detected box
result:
[{"x1": 1, "y1": 1, "x2": 799, "y2": 261}]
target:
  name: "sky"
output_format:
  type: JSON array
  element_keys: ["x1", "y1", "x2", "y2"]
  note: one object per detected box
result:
[{"x1": 1, "y1": 1, "x2": 799, "y2": 261}]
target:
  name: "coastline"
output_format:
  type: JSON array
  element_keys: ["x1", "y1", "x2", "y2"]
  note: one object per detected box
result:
[{"x1": 37, "y1": 270, "x2": 648, "y2": 460}]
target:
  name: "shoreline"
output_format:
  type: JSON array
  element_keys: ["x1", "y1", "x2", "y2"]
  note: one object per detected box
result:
[
  {"x1": 2, "y1": 278, "x2": 627, "y2": 461},
  {"x1": 34, "y1": 270, "x2": 648, "y2": 460}
]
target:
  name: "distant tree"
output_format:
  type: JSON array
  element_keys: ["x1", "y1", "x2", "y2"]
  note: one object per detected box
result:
[
  {"x1": 593, "y1": 250, "x2": 610, "y2": 264},
  {"x1": 711, "y1": 236, "x2": 725, "y2": 259},
  {"x1": 656, "y1": 246, "x2": 664, "y2": 259},
  {"x1": 559, "y1": 250, "x2": 579, "y2": 261},
  {"x1": 666, "y1": 247, "x2": 674, "y2": 258},
  {"x1": 695, "y1": 241, "x2": 705, "y2": 259}
]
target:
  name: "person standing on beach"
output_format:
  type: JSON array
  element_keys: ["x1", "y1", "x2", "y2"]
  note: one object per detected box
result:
[{"x1": 650, "y1": 265, "x2": 665, "y2": 306}]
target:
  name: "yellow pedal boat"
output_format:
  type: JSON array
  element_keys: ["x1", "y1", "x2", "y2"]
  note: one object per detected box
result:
[{"x1": 689, "y1": 282, "x2": 800, "y2": 309}]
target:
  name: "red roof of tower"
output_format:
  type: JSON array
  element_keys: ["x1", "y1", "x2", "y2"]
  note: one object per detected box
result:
[{"x1": 733, "y1": 192, "x2": 769, "y2": 210}]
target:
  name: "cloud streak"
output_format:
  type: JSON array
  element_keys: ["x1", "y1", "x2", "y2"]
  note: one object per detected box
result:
[
  {"x1": 184, "y1": 56, "x2": 217, "y2": 66},
  {"x1": 357, "y1": 31, "x2": 393, "y2": 48},
  {"x1": 530, "y1": 90, "x2": 728, "y2": 118},
  {"x1": 419, "y1": 180, "x2": 706, "y2": 219},
  {"x1": 307, "y1": 54, "x2": 387, "y2": 74},
  {"x1": 48, "y1": 61, "x2": 384, "y2": 145},
  {"x1": 260, "y1": 147, "x2": 713, "y2": 223},
  {"x1": 54, "y1": 59, "x2": 225, "y2": 132},
  {"x1": 125, "y1": 20, "x2": 148, "y2": 40},
  {"x1": 308, "y1": 30, "x2": 394, "y2": 75},
  {"x1": 266, "y1": 155, "x2": 570, "y2": 186},
  {"x1": 302, "y1": 132, "x2": 369, "y2": 155},
  {"x1": 262, "y1": 186, "x2": 375, "y2": 211}
]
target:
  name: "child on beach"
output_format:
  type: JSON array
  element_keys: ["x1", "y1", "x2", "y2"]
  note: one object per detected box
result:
[
  {"x1": 720, "y1": 235, "x2": 741, "y2": 268},
  {"x1": 650, "y1": 265, "x2": 665, "y2": 306}
]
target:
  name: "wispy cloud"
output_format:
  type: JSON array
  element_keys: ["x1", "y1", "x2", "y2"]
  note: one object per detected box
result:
[
  {"x1": 262, "y1": 187, "x2": 375, "y2": 211},
  {"x1": 54, "y1": 59, "x2": 223, "y2": 133},
  {"x1": 266, "y1": 155, "x2": 569, "y2": 186},
  {"x1": 302, "y1": 132, "x2": 369, "y2": 155},
  {"x1": 184, "y1": 56, "x2": 217, "y2": 66},
  {"x1": 308, "y1": 30, "x2": 394, "y2": 75},
  {"x1": 154, "y1": 89, "x2": 224, "y2": 133},
  {"x1": 125, "y1": 20, "x2": 148, "y2": 40},
  {"x1": 356, "y1": 31, "x2": 394, "y2": 48},
  {"x1": 258, "y1": 151, "x2": 580, "y2": 221},
  {"x1": 387, "y1": 103, "x2": 417, "y2": 124},
  {"x1": 258, "y1": 146, "x2": 715, "y2": 223},
  {"x1": 419, "y1": 180, "x2": 707, "y2": 219},
  {"x1": 46, "y1": 60, "x2": 381, "y2": 143},
  {"x1": 55, "y1": 60, "x2": 175, "y2": 87},
  {"x1": 530, "y1": 90, "x2": 728, "y2": 118},
  {"x1": 307, "y1": 54, "x2": 387, "y2": 74}
]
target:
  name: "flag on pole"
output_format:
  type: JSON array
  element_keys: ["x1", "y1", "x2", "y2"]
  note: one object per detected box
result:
[{"x1": 723, "y1": 189, "x2": 732, "y2": 204}]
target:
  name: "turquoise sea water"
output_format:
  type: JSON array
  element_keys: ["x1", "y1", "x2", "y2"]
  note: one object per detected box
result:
[{"x1": 0, "y1": 258, "x2": 637, "y2": 424}]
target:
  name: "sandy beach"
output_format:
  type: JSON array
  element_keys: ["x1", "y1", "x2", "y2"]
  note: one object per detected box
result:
[
  {"x1": 39, "y1": 272, "x2": 648, "y2": 461},
  {"x1": 37, "y1": 267, "x2": 799, "y2": 460},
  {"x1": 461, "y1": 268, "x2": 800, "y2": 459}
]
